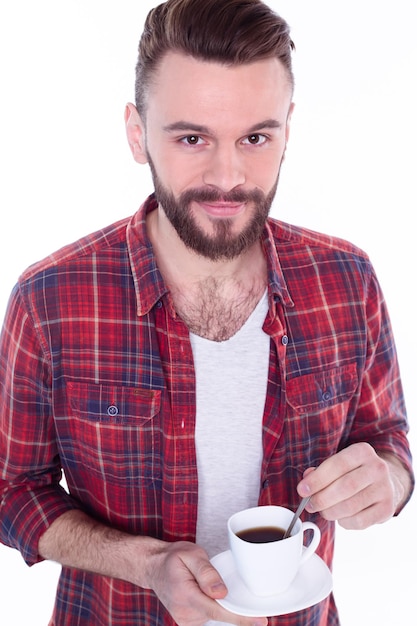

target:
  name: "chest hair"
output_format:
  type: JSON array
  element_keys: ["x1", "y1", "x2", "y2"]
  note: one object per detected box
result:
[{"x1": 171, "y1": 277, "x2": 266, "y2": 342}]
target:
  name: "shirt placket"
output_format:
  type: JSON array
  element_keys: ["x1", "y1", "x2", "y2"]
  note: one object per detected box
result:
[
  {"x1": 259, "y1": 299, "x2": 290, "y2": 504},
  {"x1": 154, "y1": 299, "x2": 199, "y2": 542}
]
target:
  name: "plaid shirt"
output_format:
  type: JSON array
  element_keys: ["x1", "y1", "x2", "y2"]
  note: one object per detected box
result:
[{"x1": 0, "y1": 195, "x2": 412, "y2": 626}]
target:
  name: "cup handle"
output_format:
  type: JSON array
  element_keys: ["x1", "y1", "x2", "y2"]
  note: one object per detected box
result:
[{"x1": 299, "y1": 521, "x2": 321, "y2": 564}]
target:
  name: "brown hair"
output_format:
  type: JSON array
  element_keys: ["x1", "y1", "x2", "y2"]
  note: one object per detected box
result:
[{"x1": 135, "y1": 0, "x2": 295, "y2": 116}]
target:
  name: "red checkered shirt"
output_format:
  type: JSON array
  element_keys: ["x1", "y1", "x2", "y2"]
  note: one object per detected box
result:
[{"x1": 0, "y1": 195, "x2": 413, "y2": 626}]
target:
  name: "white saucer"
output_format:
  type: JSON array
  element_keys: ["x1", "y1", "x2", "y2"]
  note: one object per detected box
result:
[{"x1": 210, "y1": 550, "x2": 333, "y2": 617}]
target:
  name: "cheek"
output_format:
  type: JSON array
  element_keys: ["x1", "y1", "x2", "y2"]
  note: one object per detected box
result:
[
  {"x1": 154, "y1": 153, "x2": 205, "y2": 194},
  {"x1": 248, "y1": 154, "x2": 282, "y2": 190}
]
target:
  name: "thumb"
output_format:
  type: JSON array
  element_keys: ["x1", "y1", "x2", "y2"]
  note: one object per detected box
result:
[{"x1": 194, "y1": 560, "x2": 228, "y2": 599}]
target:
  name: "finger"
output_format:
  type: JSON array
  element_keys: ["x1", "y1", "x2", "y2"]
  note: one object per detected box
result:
[
  {"x1": 298, "y1": 442, "x2": 376, "y2": 498},
  {"x1": 308, "y1": 462, "x2": 373, "y2": 512},
  {"x1": 320, "y1": 462, "x2": 395, "y2": 527},
  {"x1": 302, "y1": 467, "x2": 316, "y2": 479}
]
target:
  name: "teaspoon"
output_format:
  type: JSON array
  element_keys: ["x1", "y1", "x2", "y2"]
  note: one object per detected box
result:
[{"x1": 283, "y1": 496, "x2": 311, "y2": 539}]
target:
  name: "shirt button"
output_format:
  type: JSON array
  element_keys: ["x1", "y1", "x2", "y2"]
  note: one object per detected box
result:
[
  {"x1": 282, "y1": 335, "x2": 289, "y2": 345},
  {"x1": 107, "y1": 405, "x2": 119, "y2": 417},
  {"x1": 322, "y1": 390, "x2": 332, "y2": 402},
  {"x1": 156, "y1": 300, "x2": 163, "y2": 309}
]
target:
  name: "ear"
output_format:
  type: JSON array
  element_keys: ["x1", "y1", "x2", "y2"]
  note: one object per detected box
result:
[{"x1": 124, "y1": 102, "x2": 148, "y2": 164}]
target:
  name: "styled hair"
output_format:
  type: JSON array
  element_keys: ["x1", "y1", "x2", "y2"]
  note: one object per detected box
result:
[{"x1": 135, "y1": 0, "x2": 295, "y2": 117}]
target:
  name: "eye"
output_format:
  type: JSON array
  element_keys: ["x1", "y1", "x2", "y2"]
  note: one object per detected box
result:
[
  {"x1": 180, "y1": 135, "x2": 203, "y2": 146},
  {"x1": 243, "y1": 134, "x2": 268, "y2": 146}
]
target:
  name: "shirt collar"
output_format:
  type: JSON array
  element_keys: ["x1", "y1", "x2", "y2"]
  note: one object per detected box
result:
[
  {"x1": 261, "y1": 220, "x2": 294, "y2": 309},
  {"x1": 127, "y1": 194, "x2": 294, "y2": 317},
  {"x1": 127, "y1": 194, "x2": 168, "y2": 317}
]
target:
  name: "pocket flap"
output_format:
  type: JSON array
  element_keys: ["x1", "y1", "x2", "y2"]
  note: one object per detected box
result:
[
  {"x1": 67, "y1": 382, "x2": 161, "y2": 424},
  {"x1": 286, "y1": 364, "x2": 358, "y2": 413}
]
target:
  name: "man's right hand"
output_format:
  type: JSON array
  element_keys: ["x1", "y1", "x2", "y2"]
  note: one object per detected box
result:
[
  {"x1": 143, "y1": 539, "x2": 267, "y2": 626},
  {"x1": 39, "y1": 510, "x2": 266, "y2": 626}
]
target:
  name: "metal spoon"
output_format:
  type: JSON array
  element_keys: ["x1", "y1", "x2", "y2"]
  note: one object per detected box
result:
[{"x1": 283, "y1": 496, "x2": 311, "y2": 539}]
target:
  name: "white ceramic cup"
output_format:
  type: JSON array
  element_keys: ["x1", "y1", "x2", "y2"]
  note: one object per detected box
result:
[{"x1": 227, "y1": 505, "x2": 321, "y2": 596}]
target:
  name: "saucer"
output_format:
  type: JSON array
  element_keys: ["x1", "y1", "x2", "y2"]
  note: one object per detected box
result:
[{"x1": 210, "y1": 550, "x2": 333, "y2": 617}]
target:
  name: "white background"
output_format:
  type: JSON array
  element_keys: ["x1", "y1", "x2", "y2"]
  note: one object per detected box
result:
[{"x1": 0, "y1": 1, "x2": 415, "y2": 624}]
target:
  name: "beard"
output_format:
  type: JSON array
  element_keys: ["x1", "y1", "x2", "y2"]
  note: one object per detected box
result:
[{"x1": 147, "y1": 154, "x2": 279, "y2": 261}]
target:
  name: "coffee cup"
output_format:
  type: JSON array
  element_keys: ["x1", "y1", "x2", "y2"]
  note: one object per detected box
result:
[{"x1": 227, "y1": 505, "x2": 321, "y2": 596}]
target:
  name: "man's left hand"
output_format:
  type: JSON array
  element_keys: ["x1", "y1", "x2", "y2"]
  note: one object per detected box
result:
[{"x1": 297, "y1": 442, "x2": 411, "y2": 529}]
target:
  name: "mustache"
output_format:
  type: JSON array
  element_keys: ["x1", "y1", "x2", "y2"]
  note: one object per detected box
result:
[{"x1": 178, "y1": 187, "x2": 265, "y2": 205}]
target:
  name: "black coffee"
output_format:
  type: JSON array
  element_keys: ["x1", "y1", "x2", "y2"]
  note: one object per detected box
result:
[{"x1": 236, "y1": 525, "x2": 286, "y2": 543}]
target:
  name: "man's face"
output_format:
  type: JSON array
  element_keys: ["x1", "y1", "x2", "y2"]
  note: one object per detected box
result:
[{"x1": 128, "y1": 51, "x2": 294, "y2": 260}]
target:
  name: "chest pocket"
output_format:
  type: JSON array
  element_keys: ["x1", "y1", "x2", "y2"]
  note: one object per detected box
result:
[
  {"x1": 65, "y1": 382, "x2": 162, "y2": 486},
  {"x1": 285, "y1": 363, "x2": 358, "y2": 460}
]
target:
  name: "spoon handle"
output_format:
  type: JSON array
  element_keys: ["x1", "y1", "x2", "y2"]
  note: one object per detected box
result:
[{"x1": 283, "y1": 496, "x2": 311, "y2": 539}]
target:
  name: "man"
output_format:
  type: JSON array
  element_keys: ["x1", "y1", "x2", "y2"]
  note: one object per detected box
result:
[{"x1": 0, "y1": 1, "x2": 413, "y2": 625}]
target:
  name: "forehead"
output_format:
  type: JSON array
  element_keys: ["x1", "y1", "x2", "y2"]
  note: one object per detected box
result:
[{"x1": 146, "y1": 51, "x2": 293, "y2": 130}]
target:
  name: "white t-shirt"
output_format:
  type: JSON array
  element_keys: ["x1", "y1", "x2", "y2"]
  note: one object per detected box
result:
[{"x1": 190, "y1": 290, "x2": 270, "y2": 626}]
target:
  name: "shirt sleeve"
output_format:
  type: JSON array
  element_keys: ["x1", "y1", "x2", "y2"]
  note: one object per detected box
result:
[
  {"x1": 345, "y1": 265, "x2": 414, "y2": 508},
  {"x1": 0, "y1": 283, "x2": 81, "y2": 566}
]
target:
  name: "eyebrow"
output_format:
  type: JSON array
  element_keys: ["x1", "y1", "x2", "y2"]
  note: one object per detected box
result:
[{"x1": 163, "y1": 118, "x2": 282, "y2": 135}]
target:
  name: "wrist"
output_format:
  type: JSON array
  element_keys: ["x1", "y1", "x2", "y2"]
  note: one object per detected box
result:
[
  {"x1": 122, "y1": 534, "x2": 166, "y2": 589},
  {"x1": 38, "y1": 510, "x2": 166, "y2": 587},
  {"x1": 378, "y1": 452, "x2": 413, "y2": 514}
]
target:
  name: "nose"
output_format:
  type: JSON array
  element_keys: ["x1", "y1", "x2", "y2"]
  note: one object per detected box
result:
[{"x1": 202, "y1": 144, "x2": 246, "y2": 191}]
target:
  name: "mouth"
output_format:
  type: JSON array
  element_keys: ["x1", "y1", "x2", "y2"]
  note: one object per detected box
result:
[{"x1": 196, "y1": 200, "x2": 247, "y2": 218}]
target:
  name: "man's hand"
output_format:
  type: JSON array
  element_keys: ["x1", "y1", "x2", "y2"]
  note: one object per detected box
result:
[
  {"x1": 144, "y1": 540, "x2": 267, "y2": 626},
  {"x1": 297, "y1": 442, "x2": 412, "y2": 529},
  {"x1": 39, "y1": 510, "x2": 266, "y2": 626}
]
